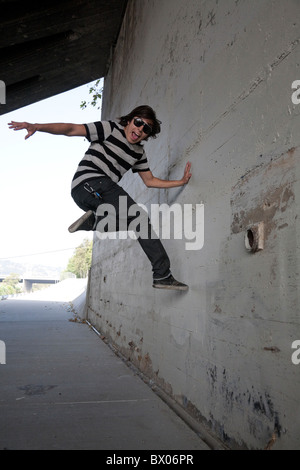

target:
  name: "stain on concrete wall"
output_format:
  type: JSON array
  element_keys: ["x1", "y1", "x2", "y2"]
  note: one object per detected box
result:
[
  {"x1": 231, "y1": 147, "x2": 297, "y2": 244},
  {"x1": 86, "y1": 0, "x2": 300, "y2": 449}
]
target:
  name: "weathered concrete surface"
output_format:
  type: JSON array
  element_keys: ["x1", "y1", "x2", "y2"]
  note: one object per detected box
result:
[{"x1": 87, "y1": 0, "x2": 300, "y2": 449}]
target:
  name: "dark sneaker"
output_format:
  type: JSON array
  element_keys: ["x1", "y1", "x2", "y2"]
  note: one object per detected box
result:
[
  {"x1": 153, "y1": 275, "x2": 189, "y2": 291},
  {"x1": 68, "y1": 210, "x2": 95, "y2": 233}
]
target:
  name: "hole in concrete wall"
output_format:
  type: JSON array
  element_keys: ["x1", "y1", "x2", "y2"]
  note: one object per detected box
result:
[
  {"x1": 246, "y1": 229, "x2": 254, "y2": 249},
  {"x1": 245, "y1": 222, "x2": 264, "y2": 253}
]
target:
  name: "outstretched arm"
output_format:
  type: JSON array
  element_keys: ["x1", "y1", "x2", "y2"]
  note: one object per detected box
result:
[
  {"x1": 8, "y1": 121, "x2": 87, "y2": 139},
  {"x1": 139, "y1": 161, "x2": 192, "y2": 189}
]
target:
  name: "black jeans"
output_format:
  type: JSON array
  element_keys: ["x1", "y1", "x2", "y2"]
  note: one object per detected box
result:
[{"x1": 71, "y1": 176, "x2": 171, "y2": 280}]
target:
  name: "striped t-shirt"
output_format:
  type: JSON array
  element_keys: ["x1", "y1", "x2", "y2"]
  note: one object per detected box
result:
[{"x1": 71, "y1": 120, "x2": 150, "y2": 189}]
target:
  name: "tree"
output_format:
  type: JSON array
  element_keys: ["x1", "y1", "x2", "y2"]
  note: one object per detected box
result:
[
  {"x1": 0, "y1": 283, "x2": 14, "y2": 296},
  {"x1": 80, "y1": 79, "x2": 103, "y2": 110},
  {"x1": 65, "y1": 239, "x2": 93, "y2": 278},
  {"x1": 0, "y1": 273, "x2": 22, "y2": 295}
]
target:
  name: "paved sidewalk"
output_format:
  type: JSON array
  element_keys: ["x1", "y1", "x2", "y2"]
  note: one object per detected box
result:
[{"x1": 0, "y1": 298, "x2": 210, "y2": 451}]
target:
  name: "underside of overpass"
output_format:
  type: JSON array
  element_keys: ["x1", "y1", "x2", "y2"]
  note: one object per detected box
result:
[{"x1": 0, "y1": 0, "x2": 128, "y2": 115}]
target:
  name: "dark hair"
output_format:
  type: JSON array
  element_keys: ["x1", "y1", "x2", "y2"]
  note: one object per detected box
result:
[{"x1": 118, "y1": 105, "x2": 161, "y2": 139}]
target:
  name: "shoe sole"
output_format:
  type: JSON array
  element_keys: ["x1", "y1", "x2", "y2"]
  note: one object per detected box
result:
[
  {"x1": 68, "y1": 210, "x2": 94, "y2": 233},
  {"x1": 152, "y1": 284, "x2": 189, "y2": 291}
]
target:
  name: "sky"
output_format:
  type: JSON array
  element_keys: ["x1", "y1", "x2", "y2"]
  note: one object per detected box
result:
[{"x1": 0, "y1": 79, "x2": 103, "y2": 274}]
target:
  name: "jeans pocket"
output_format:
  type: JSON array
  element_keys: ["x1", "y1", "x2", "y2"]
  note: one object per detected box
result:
[{"x1": 91, "y1": 176, "x2": 114, "y2": 194}]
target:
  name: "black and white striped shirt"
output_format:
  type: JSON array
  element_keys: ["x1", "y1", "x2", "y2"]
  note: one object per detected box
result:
[{"x1": 71, "y1": 120, "x2": 150, "y2": 189}]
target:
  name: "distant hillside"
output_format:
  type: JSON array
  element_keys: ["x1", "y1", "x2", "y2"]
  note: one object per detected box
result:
[{"x1": 0, "y1": 259, "x2": 61, "y2": 279}]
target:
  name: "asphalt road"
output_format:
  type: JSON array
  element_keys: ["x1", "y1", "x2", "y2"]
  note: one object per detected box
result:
[{"x1": 0, "y1": 297, "x2": 210, "y2": 451}]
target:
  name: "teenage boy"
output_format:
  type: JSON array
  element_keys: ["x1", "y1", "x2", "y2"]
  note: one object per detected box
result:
[{"x1": 8, "y1": 105, "x2": 192, "y2": 290}]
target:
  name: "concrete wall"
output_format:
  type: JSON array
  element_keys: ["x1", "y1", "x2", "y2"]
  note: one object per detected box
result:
[{"x1": 86, "y1": 0, "x2": 300, "y2": 449}]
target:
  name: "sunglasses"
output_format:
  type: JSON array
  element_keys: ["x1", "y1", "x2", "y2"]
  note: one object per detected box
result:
[{"x1": 133, "y1": 117, "x2": 152, "y2": 135}]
